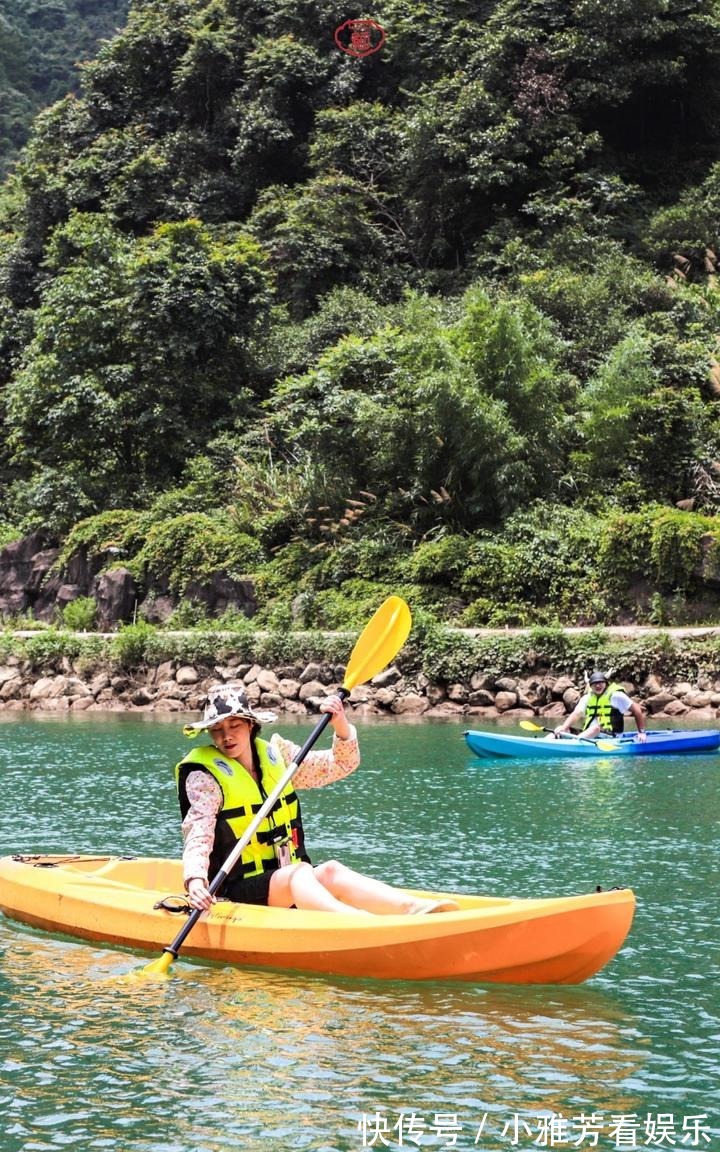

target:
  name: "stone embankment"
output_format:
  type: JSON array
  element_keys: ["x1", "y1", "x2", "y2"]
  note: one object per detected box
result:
[{"x1": 1, "y1": 658, "x2": 719, "y2": 723}]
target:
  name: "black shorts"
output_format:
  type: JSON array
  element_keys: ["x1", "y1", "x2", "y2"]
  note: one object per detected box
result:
[
  {"x1": 216, "y1": 852, "x2": 313, "y2": 907},
  {"x1": 220, "y1": 870, "x2": 274, "y2": 906}
]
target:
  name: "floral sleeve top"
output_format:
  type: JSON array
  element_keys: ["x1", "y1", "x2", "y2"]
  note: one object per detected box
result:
[{"x1": 181, "y1": 726, "x2": 360, "y2": 885}]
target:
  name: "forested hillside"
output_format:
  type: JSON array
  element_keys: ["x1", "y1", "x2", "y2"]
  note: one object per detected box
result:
[
  {"x1": 0, "y1": 0, "x2": 129, "y2": 175},
  {"x1": 2, "y1": 0, "x2": 720, "y2": 630}
]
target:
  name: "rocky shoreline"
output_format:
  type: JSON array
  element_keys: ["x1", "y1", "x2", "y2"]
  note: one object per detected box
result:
[{"x1": 1, "y1": 656, "x2": 719, "y2": 724}]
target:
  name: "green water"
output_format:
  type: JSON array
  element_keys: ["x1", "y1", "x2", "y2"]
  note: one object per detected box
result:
[{"x1": 0, "y1": 714, "x2": 718, "y2": 1152}]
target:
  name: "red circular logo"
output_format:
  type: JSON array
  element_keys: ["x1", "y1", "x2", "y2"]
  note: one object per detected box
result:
[{"x1": 334, "y1": 19, "x2": 386, "y2": 59}]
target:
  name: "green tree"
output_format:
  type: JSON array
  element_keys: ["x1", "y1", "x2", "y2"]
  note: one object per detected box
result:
[{"x1": 4, "y1": 214, "x2": 274, "y2": 527}]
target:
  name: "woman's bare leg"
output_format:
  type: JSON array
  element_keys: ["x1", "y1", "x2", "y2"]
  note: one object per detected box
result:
[
  {"x1": 268, "y1": 861, "x2": 364, "y2": 913},
  {"x1": 313, "y1": 860, "x2": 458, "y2": 914}
]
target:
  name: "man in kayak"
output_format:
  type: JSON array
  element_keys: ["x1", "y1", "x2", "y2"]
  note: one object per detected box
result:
[
  {"x1": 177, "y1": 684, "x2": 458, "y2": 915},
  {"x1": 554, "y1": 671, "x2": 647, "y2": 741}
]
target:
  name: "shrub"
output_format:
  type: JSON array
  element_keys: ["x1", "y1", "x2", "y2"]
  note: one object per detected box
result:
[
  {"x1": 56, "y1": 510, "x2": 148, "y2": 571},
  {"x1": 24, "y1": 630, "x2": 80, "y2": 670},
  {"x1": 111, "y1": 621, "x2": 155, "y2": 669},
  {"x1": 133, "y1": 513, "x2": 264, "y2": 596},
  {"x1": 59, "y1": 596, "x2": 97, "y2": 632}
]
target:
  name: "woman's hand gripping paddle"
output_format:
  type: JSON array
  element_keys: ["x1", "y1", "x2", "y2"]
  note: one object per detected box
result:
[
  {"x1": 136, "y1": 596, "x2": 412, "y2": 978},
  {"x1": 519, "y1": 719, "x2": 617, "y2": 751}
]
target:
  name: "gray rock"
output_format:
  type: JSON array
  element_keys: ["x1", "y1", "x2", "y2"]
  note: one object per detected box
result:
[
  {"x1": 256, "y1": 669, "x2": 280, "y2": 693},
  {"x1": 298, "y1": 680, "x2": 328, "y2": 702},
  {"x1": 93, "y1": 568, "x2": 137, "y2": 629},
  {"x1": 494, "y1": 690, "x2": 517, "y2": 712},
  {"x1": 645, "y1": 691, "x2": 676, "y2": 714},
  {"x1": 391, "y1": 694, "x2": 429, "y2": 715},
  {"x1": 468, "y1": 689, "x2": 495, "y2": 707},
  {"x1": 495, "y1": 676, "x2": 518, "y2": 692},
  {"x1": 550, "y1": 675, "x2": 575, "y2": 699},
  {"x1": 29, "y1": 676, "x2": 68, "y2": 700},
  {"x1": 374, "y1": 687, "x2": 397, "y2": 707},
  {"x1": 447, "y1": 683, "x2": 469, "y2": 703},
  {"x1": 662, "y1": 699, "x2": 690, "y2": 715}
]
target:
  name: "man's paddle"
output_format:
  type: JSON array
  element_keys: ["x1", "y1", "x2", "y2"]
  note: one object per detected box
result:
[
  {"x1": 519, "y1": 719, "x2": 617, "y2": 751},
  {"x1": 137, "y1": 595, "x2": 412, "y2": 978}
]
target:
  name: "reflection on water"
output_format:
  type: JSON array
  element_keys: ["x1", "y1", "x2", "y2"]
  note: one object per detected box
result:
[
  {"x1": 1, "y1": 714, "x2": 719, "y2": 1151},
  {"x1": 0, "y1": 923, "x2": 647, "y2": 1152}
]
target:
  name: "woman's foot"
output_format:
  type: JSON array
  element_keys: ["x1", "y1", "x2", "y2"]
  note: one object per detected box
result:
[{"x1": 410, "y1": 899, "x2": 460, "y2": 914}]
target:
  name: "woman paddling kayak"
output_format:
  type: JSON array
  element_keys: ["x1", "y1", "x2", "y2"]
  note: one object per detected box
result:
[{"x1": 177, "y1": 684, "x2": 458, "y2": 916}]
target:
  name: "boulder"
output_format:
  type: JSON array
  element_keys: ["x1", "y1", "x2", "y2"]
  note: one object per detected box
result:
[
  {"x1": 645, "y1": 691, "x2": 677, "y2": 715},
  {"x1": 244, "y1": 682, "x2": 262, "y2": 704},
  {"x1": 175, "y1": 666, "x2": 199, "y2": 686},
  {"x1": 683, "y1": 691, "x2": 712, "y2": 709},
  {"x1": 256, "y1": 669, "x2": 280, "y2": 693},
  {"x1": 426, "y1": 685, "x2": 447, "y2": 705},
  {"x1": 0, "y1": 677, "x2": 22, "y2": 700},
  {"x1": 184, "y1": 574, "x2": 257, "y2": 618},
  {"x1": 348, "y1": 684, "x2": 372, "y2": 703},
  {"x1": 424, "y1": 701, "x2": 465, "y2": 716},
  {"x1": 684, "y1": 707, "x2": 716, "y2": 721},
  {"x1": 56, "y1": 584, "x2": 83, "y2": 610},
  {"x1": 374, "y1": 687, "x2": 397, "y2": 707},
  {"x1": 643, "y1": 674, "x2": 663, "y2": 696},
  {"x1": 662, "y1": 699, "x2": 690, "y2": 716},
  {"x1": 447, "y1": 683, "x2": 469, "y2": 703},
  {"x1": 468, "y1": 688, "x2": 495, "y2": 707},
  {"x1": 539, "y1": 701, "x2": 566, "y2": 717},
  {"x1": 495, "y1": 676, "x2": 518, "y2": 692},
  {"x1": 391, "y1": 693, "x2": 429, "y2": 715},
  {"x1": 138, "y1": 595, "x2": 175, "y2": 624},
  {"x1": 93, "y1": 568, "x2": 138, "y2": 629},
  {"x1": 371, "y1": 666, "x2": 401, "y2": 688},
  {"x1": 673, "y1": 682, "x2": 694, "y2": 697},
  {"x1": 494, "y1": 690, "x2": 517, "y2": 712},
  {"x1": 550, "y1": 675, "x2": 575, "y2": 699},
  {"x1": 29, "y1": 676, "x2": 68, "y2": 700},
  {"x1": 0, "y1": 533, "x2": 58, "y2": 616},
  {"x1": 562, "y1": 687, "x2": 581, "y2": 709},
  {"x1": 298, "y1": 680, "x2": 327, "y2": 702}
]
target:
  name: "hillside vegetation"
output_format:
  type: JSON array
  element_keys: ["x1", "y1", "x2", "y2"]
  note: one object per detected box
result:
[
  {"x1": 0, "y1": 0, "x2": 129, "y2": 176},
  {"x1": 2, "y1": 0, "x2": 720, "y2": 629}
]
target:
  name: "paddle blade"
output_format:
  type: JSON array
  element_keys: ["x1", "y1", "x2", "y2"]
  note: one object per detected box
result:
[
  {"x1": 136, "y1": 951, "x2": 174, "y2": 979},
  {"x1": 519, "y1": 720, "x2": 545, "y2": 732},
  {"x1": 596, "y1": 741, "x2": 620, "y2": 752},
  {"x1": 343, "y1": 596, "x2": 412, "y2": 691}
]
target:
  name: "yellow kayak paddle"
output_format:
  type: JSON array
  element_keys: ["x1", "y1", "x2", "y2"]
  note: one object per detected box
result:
[
  {"x1": 519, "y1": 719, "x2": 617, "y2": 751},
  {"x1": 137, "y1": 595, "x2": 412, "y2": 978}
]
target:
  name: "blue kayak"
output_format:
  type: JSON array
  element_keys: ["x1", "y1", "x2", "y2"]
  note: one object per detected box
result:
[{"x1": 464, "y1": 728, "x2": 720, "y2": 759}]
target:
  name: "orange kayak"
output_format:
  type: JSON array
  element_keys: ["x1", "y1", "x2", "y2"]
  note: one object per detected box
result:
[{"x1": 0, "y1": 854, "x2": 635, "y2": 984}]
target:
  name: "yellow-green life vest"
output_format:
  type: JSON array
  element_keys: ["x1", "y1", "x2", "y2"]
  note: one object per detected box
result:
[
  {"x1": 175, "y1": 738, "x2": 304, "y2": 882},
  {"x1": 584, "y1": 683, "x2": 625, "y2": 734}
]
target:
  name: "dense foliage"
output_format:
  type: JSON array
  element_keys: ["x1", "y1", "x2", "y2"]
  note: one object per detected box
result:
[
  {"x1": 0, "y1": 0, "x2": 129, "y2": 176},
  {"x1": 3, "y1": 0, "x2": 720, "y2": 627}
]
